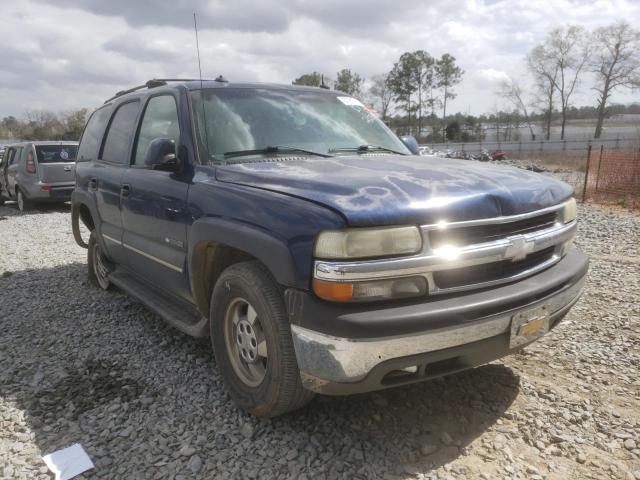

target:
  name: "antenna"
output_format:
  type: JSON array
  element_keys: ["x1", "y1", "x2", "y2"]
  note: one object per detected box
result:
[
  {"x1": 193, "y1": 12, "x2": 211, "y2": 162},
  {"x1": 194, "y1": 13, "x2": 204, "y2": 88}
]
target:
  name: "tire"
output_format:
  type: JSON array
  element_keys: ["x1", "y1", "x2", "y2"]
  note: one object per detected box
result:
[
  {"x1": 210, "y1": 260, "x2": 314, "y2": 417},
  {"x1": 88, "y1": 231, "x2": 112, "y2": 290},
  {"x1": 16, "y1": 189, "x2": 31, "y2": 212}
]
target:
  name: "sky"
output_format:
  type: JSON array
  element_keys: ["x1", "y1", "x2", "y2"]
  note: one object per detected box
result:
[{"x1": 0, "y1": 0, "x2": 638, "y2": 118}]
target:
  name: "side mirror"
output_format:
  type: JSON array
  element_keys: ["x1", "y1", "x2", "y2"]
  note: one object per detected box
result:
[
  {"x1": 144, "y1": 138, "x2": 181, "y2": 172},
  {"x1": 400, "y1": 135, "x2": 420, "y2": 155}
]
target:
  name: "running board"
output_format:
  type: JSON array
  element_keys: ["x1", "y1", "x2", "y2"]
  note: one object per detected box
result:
[{"x1": 109, "y1": 270, "x2": 209, "y2": 338}]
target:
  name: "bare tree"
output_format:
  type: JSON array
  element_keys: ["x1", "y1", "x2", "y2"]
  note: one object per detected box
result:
[
  {"x1": 590, "y1": 21, "x2": 640, "y2": 138},
  {"x1": 499, "y1": 79, "x2": 536, "y2": 140},
  {"x1": 545, "y1": 26, "x2": 591, "y2": 140},
  {"x1": 368, "y1": 74, "x2": 393, "y2": 121},
  {"x1": 527, "y1": 45, "x2": 558, "y2": 140}
]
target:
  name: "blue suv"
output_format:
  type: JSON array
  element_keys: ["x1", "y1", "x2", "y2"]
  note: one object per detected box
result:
[{"x1": 71, "y1": 79, "x2": 588, "y2": 417}]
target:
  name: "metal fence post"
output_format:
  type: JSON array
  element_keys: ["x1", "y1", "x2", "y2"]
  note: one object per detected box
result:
[
  {"x1": 582, "y1": 145, "x2": 592, "y2": 203},
  {"x1": 595, "y1": 145, "x2": 604, "y2": 193}
]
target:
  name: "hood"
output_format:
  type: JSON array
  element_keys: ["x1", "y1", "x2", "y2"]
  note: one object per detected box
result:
[{"x1": 215, "y1": 155, "x2": 573, "y2": 226}]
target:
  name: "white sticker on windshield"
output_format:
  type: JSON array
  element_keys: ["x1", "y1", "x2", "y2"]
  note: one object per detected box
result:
[
  {"x1": 337, "y1": 96, "x2": 364, "y2": 107},
  {"x1": 60, "y1": 150, "x2": 69, "y2": 160}
]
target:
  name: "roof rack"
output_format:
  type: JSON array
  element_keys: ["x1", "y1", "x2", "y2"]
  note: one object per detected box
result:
[{"x1": 103, "y1": 78, "x2": 216, "y2": 104}]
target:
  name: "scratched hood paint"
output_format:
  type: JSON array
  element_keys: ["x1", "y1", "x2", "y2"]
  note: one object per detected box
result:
[{"x1": 215, "y1": 155, "x2": 573, "y2": 226}]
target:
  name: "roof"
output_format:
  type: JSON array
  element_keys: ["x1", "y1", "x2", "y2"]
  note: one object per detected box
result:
[
  {"x1": 2, "y1": 141, "x2": 78, "y2": 147},
  {"x1": 105, "y1": 78, "x2": 337, "y2": 104}
]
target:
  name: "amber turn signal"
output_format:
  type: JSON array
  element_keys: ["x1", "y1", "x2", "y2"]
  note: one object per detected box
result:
[{"x1": 312, "y1": 279, "x2": 354, "y2": 302}]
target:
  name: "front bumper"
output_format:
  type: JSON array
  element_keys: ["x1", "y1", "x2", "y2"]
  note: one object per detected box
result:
[{"x1": 290, "y1": 246, "x2": 588, "y2": 395}]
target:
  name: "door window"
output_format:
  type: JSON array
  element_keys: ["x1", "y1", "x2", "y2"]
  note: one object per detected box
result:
[
  {"x1": 12, "y1": 148, "x2": 23, "y2": 165},
  {"x1": 77, "y1": 106, "x2": 112, "y2": 162},
  {"x1": 133, "y1": 95, "x2": 180, "y2": 166},
  {"x1": 100, "y1": 101, "x2": 139, "y2": 164},
  {"x1": 5, "y1": 149, "x2": 15, "y2": 165}
]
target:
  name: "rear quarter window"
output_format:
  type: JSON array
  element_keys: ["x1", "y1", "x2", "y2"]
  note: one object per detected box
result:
[
  {"x1": 100, "y1": 101, "x2": 140, "y2": 164},
  {"x1": 77, "y1": 106, "x2": 112, "y2": 162}
]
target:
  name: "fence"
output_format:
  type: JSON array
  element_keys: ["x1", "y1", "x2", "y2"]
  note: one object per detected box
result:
[
  {"x1": 423, "y1": 137, "x2": 631, "y2": 155},
  {"x1": 583, "y1": 147, "x2": 640, "y2": 209}
]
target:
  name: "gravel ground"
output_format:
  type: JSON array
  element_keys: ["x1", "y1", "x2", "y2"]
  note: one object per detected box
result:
[{"x1": 0, "y1": 201, "x2": 638, "y2": 480}]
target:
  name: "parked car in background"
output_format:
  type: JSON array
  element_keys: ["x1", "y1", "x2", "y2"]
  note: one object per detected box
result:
[
  {"x1": 0, "y1": 141, "x2": 78, "y2": 211},
  {"x1": 491, "y1": 149, "x2": 507, "y2": 161},
  {"x1": 71, "y1": 79, "x2": 587, "y2": 417}
]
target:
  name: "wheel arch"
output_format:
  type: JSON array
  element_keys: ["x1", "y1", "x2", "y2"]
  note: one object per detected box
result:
[
  {"x1": 71, "y1": 192, "x2": 100, "y2": 248},
  {"x1": 189, "y1": 218, "x2": 299, "y2": 318}
]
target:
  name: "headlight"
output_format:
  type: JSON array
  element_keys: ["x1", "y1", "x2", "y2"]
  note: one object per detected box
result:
[
  {"x1": 314, "y1": 226, "x2": 422, "y2": 259},
  {"x1": 563, "y1": 198, "x2": 577, "y2": 223}
]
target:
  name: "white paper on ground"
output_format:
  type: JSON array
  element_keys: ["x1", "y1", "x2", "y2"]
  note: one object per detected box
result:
[{"x1": 42, "y1": 443, "x2": 95, "y2": 480}]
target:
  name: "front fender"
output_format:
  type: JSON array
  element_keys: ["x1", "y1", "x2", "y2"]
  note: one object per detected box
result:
[{"x1": 188, "y1": 217, "x2": 299, "y2": 287}]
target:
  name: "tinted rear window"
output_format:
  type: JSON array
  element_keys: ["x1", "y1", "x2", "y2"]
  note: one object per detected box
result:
[
  {"x1": 35, "y1": 145, "x2": 78, "y2": 163},
  {"x1": 101, "y1": 101, "x2": 139, "y2": 164},
  {"x1": 77, "y1": 106, "x2": 112, "y2": 162}
]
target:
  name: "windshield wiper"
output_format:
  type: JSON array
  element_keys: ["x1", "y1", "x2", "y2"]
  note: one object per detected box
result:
[
  {"x1": 223, "y1": 145, "x2": 332, "y2": 160},
  {"x1": 329, "y1": 145, "x2": 407, "y2": 155}
]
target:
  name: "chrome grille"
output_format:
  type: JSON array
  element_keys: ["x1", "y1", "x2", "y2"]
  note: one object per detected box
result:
[
  {"x1": 428, "y1": 211, "x2": 558, "y2": 248},
  {"x1": 313, "y1": 202, "x2": 576, "y2": 296},
  {"x1": 432, "y1": 246, "x2": 556, "y2": 290}
]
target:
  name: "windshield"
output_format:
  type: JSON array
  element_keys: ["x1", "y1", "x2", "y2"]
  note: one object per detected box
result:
[
  {"x1": 35, "y1": 145, "x2": 77, "y2": 163},
  {"x1": 190, "y1": 88, "x2": 409, "y2": 162}
]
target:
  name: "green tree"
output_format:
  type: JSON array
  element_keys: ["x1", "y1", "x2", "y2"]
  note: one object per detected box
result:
[
  {"x1": 62, "y1": 108, "x2": 89, "y2": 140},
  {"x1": 436, "y1": 54, "x2": 464, "y2": 142},
  {"x1": 293, "y1": 72, "x2": 325, "y2": 87},
  {"x1": 387, "y1": 50, "x2": 437, "y2": 136},
  {"x1": 334, "y1": 69, "x2": 364, "y2": 98}
]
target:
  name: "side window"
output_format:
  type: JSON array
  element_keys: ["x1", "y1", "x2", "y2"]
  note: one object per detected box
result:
[
  {"x1": 5, "y1": 149, "x2": 15, "y2": 165},
  {"x1": 100, "y1": 101, "x2": 140, "y2": 164},
  {"x1": 77, "y1": 106, "x2": 112, "y2": 162},
  {"x1": 12, "y1": 148, "x2": 23, "y2": 165},
  {"x1": 133, "y1": 95, "x2": 180, "y2": 166}
]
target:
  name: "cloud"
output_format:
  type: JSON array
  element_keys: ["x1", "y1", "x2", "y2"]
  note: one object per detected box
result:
[
  {"x1": 1, "y1": 0, "x2": 639, "y2": 118},
  {"x1": 478, "y1": 69, "x2": 511, "y2": 84}
]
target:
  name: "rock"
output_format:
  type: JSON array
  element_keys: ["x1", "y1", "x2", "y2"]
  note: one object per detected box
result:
[
  {"x1": 577, "y1": 453, "x2": 587, "y2": 464},
  {"x1": 178, "y1": 446, "x2": 196, "y2": 457},
  {"x1": 187, "y1": 455, "x2": 202, "y2": 474},
  {"x1": 440, "y1": 432, "x2": 453, "y2": 446},
  {"x1": 241, "y1": 423, "x2": 254, "y2": 439},
  {"x1": 420, "y1": 444, "x2": 439, "y2": 456},
  {"x1": 624, "y1": 439, "x2": 636, "y2": 450}
]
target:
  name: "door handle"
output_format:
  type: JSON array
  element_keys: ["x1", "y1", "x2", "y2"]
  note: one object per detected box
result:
[
  {"x1": 88, "y1": 178, "x2": 98, "y2": 190},
  {"x1": 121, "y1": 184, "x2": 131, "y2": 197}
]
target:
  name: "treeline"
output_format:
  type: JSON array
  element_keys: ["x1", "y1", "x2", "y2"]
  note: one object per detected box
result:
[
  {"x1": 294, "y1": 21, "x2": 639, "y2": 142},
  {"x1": 293, "y1": 51, "x2": 464, "y2": 143},
  {"x1": 0, "y1": 109, "x2": 88, "y2": 141}
]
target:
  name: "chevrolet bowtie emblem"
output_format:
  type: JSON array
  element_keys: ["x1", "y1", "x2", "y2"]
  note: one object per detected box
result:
[{"x1": 505, "y1": 236, "x2": 535, "y2": 261}]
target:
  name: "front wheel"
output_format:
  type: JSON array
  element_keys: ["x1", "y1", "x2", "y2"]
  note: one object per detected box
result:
[
  {"x1": 88, "y1": 231, "x2": 112, "y2": 290},
  {"x1": 210, "y1": 261, "x2": 314, "y2": 417}
]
